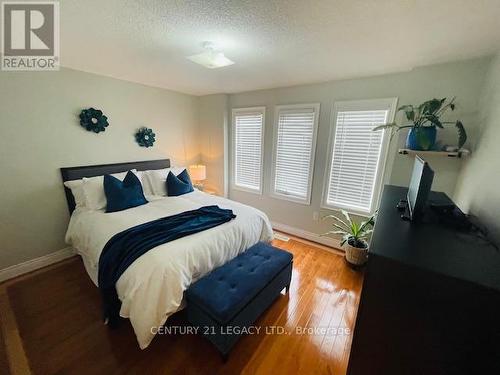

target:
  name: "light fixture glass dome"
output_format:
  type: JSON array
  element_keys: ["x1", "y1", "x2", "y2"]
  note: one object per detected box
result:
[{"x1": 187, "y1": 42, "x2": 234, "y2": 69}]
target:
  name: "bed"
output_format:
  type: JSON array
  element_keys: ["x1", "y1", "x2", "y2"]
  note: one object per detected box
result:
[{"x1": 61, "y1": 159, "x2": 273, "y2": 349}]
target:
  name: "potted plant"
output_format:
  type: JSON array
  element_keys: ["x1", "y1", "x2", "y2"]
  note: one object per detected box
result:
[
  {"x1": 323, "y1": 210, "x2": 375, "y2": 266},
  {"x1": 373, "y1": 97, "x2": 467, "y2": 151}
]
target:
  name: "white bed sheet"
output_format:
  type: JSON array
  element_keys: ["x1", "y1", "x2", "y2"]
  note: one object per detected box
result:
[{"x1": 65, "y1": 190, "x2": 273, "y2": 349}]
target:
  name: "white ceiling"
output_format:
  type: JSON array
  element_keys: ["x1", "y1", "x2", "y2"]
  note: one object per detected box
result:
[{"x1": 61, "y1": 0, "x2": 500, "y2": 96}]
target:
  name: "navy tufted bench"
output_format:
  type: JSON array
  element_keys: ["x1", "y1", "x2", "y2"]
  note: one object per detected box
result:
[{"x1": 185, "y1": 242, "x2": 293, "y2": 358}]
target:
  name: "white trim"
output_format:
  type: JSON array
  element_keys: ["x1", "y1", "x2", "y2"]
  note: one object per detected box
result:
[
  {"x1": 270, "y1": 103, "x2": 320, "y2": 205},
  {"x1": 271, "y1": 221, "x2": 342, "y2": 251},
  {"x1": 269, "y1": 191, "x2": 312, "y2": 205},
  {"x1": 232, "y1": 184, "x2": 262, "y2": 195},
  {"x1": 0, "y1": 247, "x2": 75, "y2": 283},
  {"x1": 321, "y1": 97, "x2": 398, "y2": 216},
  {"x1": 372, "y1": 98, "x2": 398, "y2": 211},
  {"x1": 231, "y1": 106, "x2": 266, "y2": 195},
  {"x1": 223, "y1": 99, "x2": 229, "y2": 198}
]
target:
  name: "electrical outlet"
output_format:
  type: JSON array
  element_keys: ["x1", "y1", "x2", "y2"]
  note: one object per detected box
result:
[{"x1": 313, "y1": 211, "x2": 319, "y2": 221}]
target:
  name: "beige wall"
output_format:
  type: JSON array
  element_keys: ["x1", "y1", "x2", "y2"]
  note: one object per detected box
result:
[
  {"x1": 199, "y1": 94, "x2": 228, "y2": 196},
  {"x1": 455, "y1": 54, "x2": 500, "y2": 243},
  {"x1": 0, "y1": 57, "x2": 493, "y2": 270},
  {"x1": 0, "y1": 68, "x2": 199, "y2": 269},
  {"x1": 223, "y1": 58, "x2": 489, "y2": 235}
]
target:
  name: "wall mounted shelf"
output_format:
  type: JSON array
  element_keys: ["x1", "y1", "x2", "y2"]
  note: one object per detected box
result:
[{"x1": 398, "y1": 148, "x2": 470, "y2": 158}]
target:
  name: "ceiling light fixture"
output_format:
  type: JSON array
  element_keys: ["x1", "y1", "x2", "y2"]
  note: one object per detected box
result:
[{"x1": 187, "y1": 41, "x2": 234, "y2": 69}]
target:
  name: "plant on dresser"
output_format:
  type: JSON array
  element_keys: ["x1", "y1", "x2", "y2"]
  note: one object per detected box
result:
[{"x1": 323, "y1": 210, "x2": 375, "y2": 266}]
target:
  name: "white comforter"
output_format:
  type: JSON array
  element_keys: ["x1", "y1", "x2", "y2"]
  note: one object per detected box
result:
[{"x1": 65, "y1": 191, "x2": 273, "y2": 349}]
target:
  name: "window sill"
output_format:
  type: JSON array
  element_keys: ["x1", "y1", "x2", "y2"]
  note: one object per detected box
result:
[
  {"x1": 231, "y1": 185, "x2": 262, "y2": 195},
  {"x1": 270, "y1": 192, "x2": 311, "y2": 205},
  {"x1": 320, "y1": 202, "x2": 373, "y2": 218}
]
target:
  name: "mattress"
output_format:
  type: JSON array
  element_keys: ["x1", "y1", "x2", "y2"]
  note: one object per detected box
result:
[{"x1": 65, "y1": 190, "x2": 273, "y2": 349}]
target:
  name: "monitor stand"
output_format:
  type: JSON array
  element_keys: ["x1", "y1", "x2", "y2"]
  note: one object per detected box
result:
[
  {"x1": 401, "y1": 207, "x2": 411, "y2": 221},
  {"x1": 396, "y1": 199, "x2": 411, "y2": 221}
]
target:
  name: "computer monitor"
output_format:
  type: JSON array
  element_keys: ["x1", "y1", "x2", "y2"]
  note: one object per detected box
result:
[{"x1": 407, "y1": 156, "x2": 434, "y2": 221}]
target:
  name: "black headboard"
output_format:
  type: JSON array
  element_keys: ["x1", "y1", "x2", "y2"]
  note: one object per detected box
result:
[{"x1": 60, "y1": 159, "x2": 170, "y2": 214}]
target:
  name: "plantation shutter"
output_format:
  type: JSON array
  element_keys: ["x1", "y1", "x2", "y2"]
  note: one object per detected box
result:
[
  {"x1": 326, "y1": 109, "x2": 389, "y2": 213},
  {"x1": 273, "y1": 106, "x2": 318, "y2": 202},
  {"x1": 233, "y1": 109, "x2": 264, "y2": 192}
]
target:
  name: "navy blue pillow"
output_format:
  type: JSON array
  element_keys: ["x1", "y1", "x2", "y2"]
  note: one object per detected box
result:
[
  {"x1": 104, "y1": 171, "x2": 148, "y2": 213},
  {"x1": 167, "y1": 169, "x2": 194, "y2": 196}
]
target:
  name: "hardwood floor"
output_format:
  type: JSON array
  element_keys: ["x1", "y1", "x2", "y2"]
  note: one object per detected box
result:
[
  {"x1": 0, "y1": 318, "x2": 8, "y2": 374},
  {"x1": 0, "y1": 239, "x2": 363, "y2": 374}
]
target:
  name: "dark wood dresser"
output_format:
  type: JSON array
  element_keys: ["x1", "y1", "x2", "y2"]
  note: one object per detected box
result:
[{"x1": 347, "y1": 185, "x2": 500, "y2": 375}]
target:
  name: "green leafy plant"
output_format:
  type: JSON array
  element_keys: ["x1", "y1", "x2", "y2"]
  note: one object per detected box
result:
[
  {"x1": 372, "y1": 97, "x2": 467, "y2": 149},
  {"x1": 323, "y1": 210, "x2": 376, "y2": 248}
]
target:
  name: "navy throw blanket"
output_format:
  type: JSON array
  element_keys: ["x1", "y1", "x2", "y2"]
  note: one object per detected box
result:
[{"x1": 98, "y1": 205, "x2": 236, "y2": 326}]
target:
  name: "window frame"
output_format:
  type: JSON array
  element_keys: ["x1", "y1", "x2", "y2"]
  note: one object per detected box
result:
[
  {"x1": 270, "y1": 103, "x2": 320, "y2": 205},
  {"x1": 231, "y1": 106, "x2": 266, "y2": 195},
  {"x1": 321, "y1": 98, "x2": 398, "y2": 216}
]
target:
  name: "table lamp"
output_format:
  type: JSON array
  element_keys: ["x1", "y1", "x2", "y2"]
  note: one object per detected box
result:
[{"x1": 189, "y1": 164, "x2": 206, "y2": 190}]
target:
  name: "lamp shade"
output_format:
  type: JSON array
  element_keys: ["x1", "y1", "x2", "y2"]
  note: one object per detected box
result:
[{"x1": 189, "y1": 164, "x2": 206, "y2": 181}]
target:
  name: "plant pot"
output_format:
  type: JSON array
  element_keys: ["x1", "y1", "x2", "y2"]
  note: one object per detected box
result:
[
  {"x1": 344, "y1": 242, "x2": 369, "y2": 266},
  {"x1": 406, "y1": 126, "x2": 437, "y2": 151}
]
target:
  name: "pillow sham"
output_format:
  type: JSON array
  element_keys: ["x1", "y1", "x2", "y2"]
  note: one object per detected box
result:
[
  {"x1": 144, "y1": 167, "x2": 185, "y2": 196},
  {"x1": 82, "y1": 169, "x2": 141, "y2": 211},
  {"x1": 166, "y1": 169, "x2": 194, "y2": 196},
  {"x1": 104, "y1": 171, "x2": 148, "y2": 213},
  {"x1": 63, "y1": 179, "x2": 86, "y2": 208}
]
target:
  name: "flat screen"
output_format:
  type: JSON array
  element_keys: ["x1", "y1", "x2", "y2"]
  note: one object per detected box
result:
[{"x1": 407, "y1": 156, "x2": 434, "y2": 220}]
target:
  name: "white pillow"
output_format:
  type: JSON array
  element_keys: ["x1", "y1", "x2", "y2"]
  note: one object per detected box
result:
[
  {"x1": 144, "y1": 167, "x2": 185, "y2": 196},
  {"x1": 139, "y1": 170, "x2": 155, "y2": 196},
  {"x1": 82, "y1": 169, "x2": 141, "y2": 211},
  {"x1": 63, "y1": 179, "x2": 86, "y2": 208}
]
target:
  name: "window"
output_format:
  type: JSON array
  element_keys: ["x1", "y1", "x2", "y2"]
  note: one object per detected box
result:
[
  {"x1": 322, "y1": 98, "x2": 397, "y2": 215},
  {"x1": 231, "y1": 107, "x2": 265, "y2": 193},
  {"x1": 271, "y1": 104, "x2": 320, "y2": 204}
]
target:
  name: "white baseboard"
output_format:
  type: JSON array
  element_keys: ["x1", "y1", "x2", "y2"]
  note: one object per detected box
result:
[
  {"x1": 271, "y1": 221, "x2": 342, "y2": 251},
  {"x1": 0, "y1": 247, "x2": 75, "y2": 283}
]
